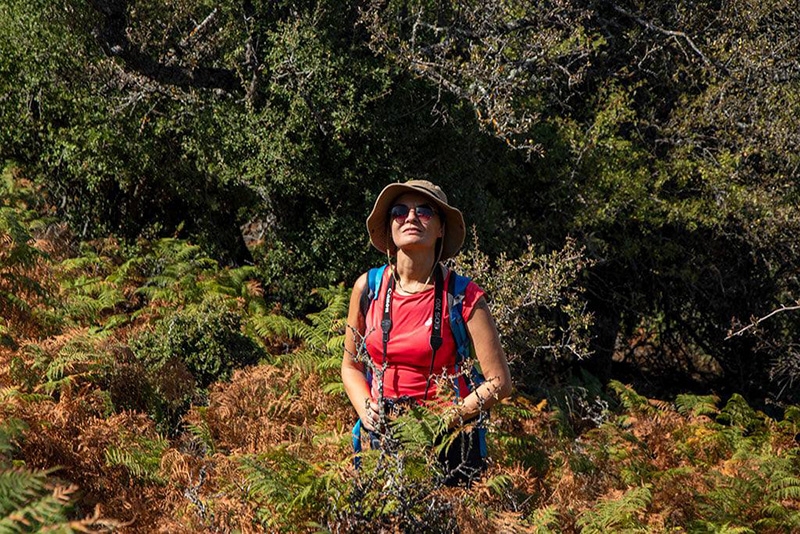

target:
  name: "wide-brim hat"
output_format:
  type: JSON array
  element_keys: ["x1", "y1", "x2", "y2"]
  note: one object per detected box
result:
[{"x1": 366, "y1": 180, "x2": 466, "y2": 260}]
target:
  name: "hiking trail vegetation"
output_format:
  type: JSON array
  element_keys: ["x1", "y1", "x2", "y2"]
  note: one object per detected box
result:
[{"x1": 1, "y1": 0, "x2": 799, "y2": 531}]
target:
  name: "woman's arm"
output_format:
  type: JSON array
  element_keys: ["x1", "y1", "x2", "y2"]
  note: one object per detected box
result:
[
  {"x1": 341, "y1": 272, "x2": 380, "y2": 431},
  {"x1": 451, "y1": 296, "x2": 512, "y2": 426}
]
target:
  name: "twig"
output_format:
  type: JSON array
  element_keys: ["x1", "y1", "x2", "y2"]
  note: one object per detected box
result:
[
  {"x1": 726, "y1": 304, "x2": 800, "y2": 340},
  {"x1": 606, "y1": 1, "x2": 724, "y2": 74}
]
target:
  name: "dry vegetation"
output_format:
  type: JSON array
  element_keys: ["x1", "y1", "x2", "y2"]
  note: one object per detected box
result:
[{"x1": 1, "y1": 180, "x2": 799, "y2": 533}]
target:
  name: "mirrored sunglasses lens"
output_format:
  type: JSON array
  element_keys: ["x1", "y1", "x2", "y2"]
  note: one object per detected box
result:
[
  {"x1": 391, "y1": 205, "x2": 410, "y2": 221},
  {"x1": 415, "y1": 206, "x2": 435, "y2": 220}
]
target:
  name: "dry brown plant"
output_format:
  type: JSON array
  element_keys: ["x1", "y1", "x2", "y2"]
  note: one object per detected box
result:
[
  {"x1": 8, "y1": 388, "x2": 172, "y2": 531},
  {"x1": 194, "y1": 363, "x2": 351, "y2": 455}
]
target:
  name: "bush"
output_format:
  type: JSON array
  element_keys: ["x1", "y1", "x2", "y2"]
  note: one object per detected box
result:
[{"x1": 130, "y1": 296, "x2": 266, "y2": 432}]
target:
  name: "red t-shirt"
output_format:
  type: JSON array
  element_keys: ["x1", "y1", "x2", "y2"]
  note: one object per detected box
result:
[{"x1": 364, "y1": 268, "x2": 485, "y2": 402}]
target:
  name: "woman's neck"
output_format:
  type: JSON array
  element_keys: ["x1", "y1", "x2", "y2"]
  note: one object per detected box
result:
[{"x1": 393, "y1": 250, "x2": 438, "y2": 294}]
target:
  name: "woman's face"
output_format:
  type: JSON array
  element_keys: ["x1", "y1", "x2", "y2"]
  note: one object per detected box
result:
[{"x1": 389, "y1": 192, "x2": 444, "y2": 254}]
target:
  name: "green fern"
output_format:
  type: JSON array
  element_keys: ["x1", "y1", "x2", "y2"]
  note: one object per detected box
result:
[
  {"x1": 135, "y1": 238, "x2": 217, "y2": 305},
  {"x1": 0, "y1": 415, "x2": 79, "y2": 533},
  {"x1": 693, "y1": 396, "x2": 800, "y2": 530},
  {"x1": 0, "y1": 480, "x2": 73, "y2": 533},
  {"x1": 26, "y1": 331, "x2": 114, "y2": 395},
  {"x1": 238, "y1": 448, "x2": 342, "y2": 531},
  {"x1": 250, "y1": 284, "x2": 349, "y2": 381},
  {"x1": 484, "y1": 473, "x2": 514, "y2": 497},
  {"x1": 186, "y1": 415, "x2": 216, "y2": 456},
  {"x1": 690, "y1": 521, "x2": 755, "y2": 533},
  {"x1": 576, "y1": 485, "x2": 652, "y2": 533},
  {"x1": 717, "y1": 394, "x2": 765, "y2": 435},
  {"x1": 676, "y1": 393, "x2": 720, "y2": 418},
  {"x1": 200, "y1": 265, "x2": 268, "y2": 314},
  {"x1": 104, "y1": 435, "x2": 168, "y2": 484},
  {"x1": 525, "y1": 505, "x2": 560, "y2": 533},
  {"x1": 0, "y1": 207, "x2": 49, "y2": 328},
  {"x1": 608, "y1": 380, "x2": 653, "y2": 414}
]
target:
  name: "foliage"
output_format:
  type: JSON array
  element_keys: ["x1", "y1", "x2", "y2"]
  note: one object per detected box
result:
[
  {"x1": 238, "y1": 448, "x2": 345, "y2": 532},
  {"x1": 2, "y1": 1, "x2": 800, "y2": 531},
  {"x1": 130, "y1": 296, "x2": 266, "y2": 432},
  {"x1": 358, "y1": 0, "x2": 800, "y2": 406},
  {"x1": 0, "y1": 401, "x2": 117, "y2": 532},
  {"x1": 131, "y1": 296, "x2": 264, "y2": 389},
  {"x1": 1, "y1": 182, "x2": 799, "y2": 530},
  {"x1": 456, "y1": 235, "x2": 594, "y2": 389},
  {"x1": 104, "y1": 434, "x2": 169, "y2": 485},
  {"x1": 251, "y1": 284, "x2": 349, "y2": 389}
]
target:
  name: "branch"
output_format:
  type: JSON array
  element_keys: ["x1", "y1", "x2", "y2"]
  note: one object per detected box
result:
[
  {"x1": 88, "y1": 0, "x2": 241, "y2": 94},
  {"x1": 606, "y1": 1, "x2": 727, "y2": 75},
  {"x1": 726, "y1": 304, "x2": 800, "y2": 340}
]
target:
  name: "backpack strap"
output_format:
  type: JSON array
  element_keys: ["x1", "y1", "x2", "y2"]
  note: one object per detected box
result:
[
  {"x1": 353, "y1": 264, "x2": 388, "y2": 465},
  {"x1": 359, "y1": 264, "x2": 388, "y2": 318},
  {"x1": 446, "y1": 270, "x2": 488, "y2": 458},
  {"x1": 447, "y1": 272, "x2": 472, "y2": 365}
]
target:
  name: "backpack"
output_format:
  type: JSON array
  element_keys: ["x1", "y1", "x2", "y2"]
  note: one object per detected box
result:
[{"x1": 351, "y1": 264, "x2": 487, "y2": 463}]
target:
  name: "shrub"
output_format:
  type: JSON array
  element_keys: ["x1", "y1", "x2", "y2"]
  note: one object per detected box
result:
[{"x1": 130, "y1": 296, "x2": 266, "y2": 432}]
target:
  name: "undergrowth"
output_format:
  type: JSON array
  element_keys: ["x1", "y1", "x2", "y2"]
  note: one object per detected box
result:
[{"x1": 1, "y1": 173, "x2": 799, "y2": 532}]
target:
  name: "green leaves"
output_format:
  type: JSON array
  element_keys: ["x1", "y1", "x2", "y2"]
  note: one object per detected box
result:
[{"x1": 576, "y1": 485, "x2": 653, "y2": 534}]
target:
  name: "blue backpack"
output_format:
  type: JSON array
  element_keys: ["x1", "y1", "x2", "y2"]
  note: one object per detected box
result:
[{"x1": 351, "y1": 264, "x2": 487, "y2": 461}]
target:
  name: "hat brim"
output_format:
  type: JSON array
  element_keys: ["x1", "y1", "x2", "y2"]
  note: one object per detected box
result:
[{"x1": 366, "y1": 183, "x2": 466, "y2": 260}]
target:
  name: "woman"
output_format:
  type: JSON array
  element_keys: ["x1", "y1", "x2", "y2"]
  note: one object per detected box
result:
[{"x1": 341, "y1": 179, "x2": 511, "y2": 484}]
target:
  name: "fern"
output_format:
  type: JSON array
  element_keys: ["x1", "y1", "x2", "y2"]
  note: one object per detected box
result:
[
  {"x1": 186, "y1": 417, "x2": 216, "y2": 456},
  {"x1": 693, "y1": 396, "x2": 800, "y2": 531},
  {"x1": 0, "y1": 413, "x2": 86, "y2": 533},
  {"x1": 250, "y1": 284, "x2": 349, "y2": 383},
  {"x1": 690, "y1": 521, "x2": 755, "y2": 533},
  {"x1": 576, "y1": 485, "x2": 652, "y2": 533},
  {"x1": 26, "y1": 331, "x2": 115, "y2": 394},
  {"x1": 200, "y1": 265, "x2": 268, "y2": 314},
  {"x1": 0, "y1": 484, "x2": 74, "y2": 533},
  {"x1": 524, "y1": 505, "x2": 560, "y2": 533},
  {"x1": 608, "y1": 380, "x2": 652, "y2": 414},
  {"x1": 717, "y1": 394, "x2": 765, "y2": 435},
  {"x1": 676, "y1": 393, "x2": 720, "y2": 418},
  {"x1": 135, "y1": 238, "x2": 217, "y2": 305},
  {"x1": 484, "y1": 473, "x2": 514, "y2": 497},
  {"x1": 104, "y1": 435, "x2": 168, "y2": 484},
  {"x1": 238, "y1": 448, "x2": 342, "y2": 531}
]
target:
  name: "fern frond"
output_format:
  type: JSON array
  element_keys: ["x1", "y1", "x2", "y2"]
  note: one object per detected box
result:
[
  {"x1": 690, "y1": 521, "x2": 755, "y2": 534},
  {"x1": 321, "y1": 382, "x2": 344, "y2": 395},
  {"x1": 186, "y1": 420, "x2": 216, "y2": 456},
  {"x1": 576, "y1": 485, "x2": 652, "y2": 533},
  {"x1": 0, "y1": 468, "x2": 48, "y2": 515},
  {"x1": 104, "y1": 436, "x2": 168, "y2": 484},
  {"x1": 484, "y1": 473, "x2": 513, "y2": 497},
  {"x1": 676, "y1": 393, "x2": 720, "y2": 418},
  {"x1": 0, "y1": 492, "x2": 71, "y2": 532},
  {"x1": 525, "y1": 505, "x2": 560, "y2": 532},
  {"x1": 608, "y1": 380, "x2": 652, "y2": 414},
  {"x1": 238, "y1": 449, "x2": 337, "y2": 529},
  {"x1": 718, "y1": 394, "x2": 764, "y2": 433}
]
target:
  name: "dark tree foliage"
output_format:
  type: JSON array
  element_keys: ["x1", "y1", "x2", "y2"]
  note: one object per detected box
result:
[{"x1": 360, "y1": 0, "x2": 800, "y2": 406}]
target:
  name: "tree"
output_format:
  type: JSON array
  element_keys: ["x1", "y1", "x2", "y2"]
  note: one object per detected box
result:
[{"x1": 358, "y1": 0, "x2": 800, "y2": 405}]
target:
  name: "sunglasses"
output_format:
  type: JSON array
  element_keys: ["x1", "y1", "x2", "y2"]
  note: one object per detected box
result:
[{"x1": 390, "y1": 203, "x2": 437, "y2": 223}]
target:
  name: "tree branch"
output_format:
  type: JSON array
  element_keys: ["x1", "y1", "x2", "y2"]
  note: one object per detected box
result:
[
  {"x1": 88, "y1": 0, "x2": 241, "y2": 94},
  {"x1": 606, "y1": 1, "x2": 727, "y2": 75},
  {"x1": 726, "y1": 304, "x2": 800, "y2": 340}
]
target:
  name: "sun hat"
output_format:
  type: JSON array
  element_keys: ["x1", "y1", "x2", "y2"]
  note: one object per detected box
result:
[{"x1": 366, "y1": 180, "x2": 466, "y2": 260}]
